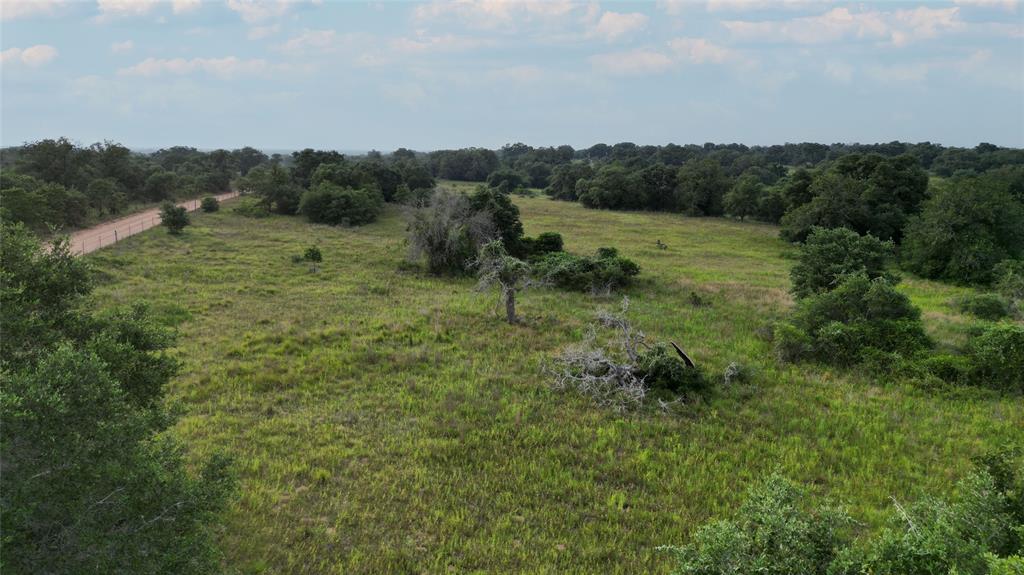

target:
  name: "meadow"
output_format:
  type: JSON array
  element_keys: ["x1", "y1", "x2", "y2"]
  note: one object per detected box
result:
[{"x1": 86, "y1": 190, "x2": 1023, "y2": 574}]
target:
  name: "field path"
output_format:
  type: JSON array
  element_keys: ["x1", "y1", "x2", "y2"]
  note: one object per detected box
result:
[{"x1": 67, "y1": 191, "x2": 240, "y2": 255}]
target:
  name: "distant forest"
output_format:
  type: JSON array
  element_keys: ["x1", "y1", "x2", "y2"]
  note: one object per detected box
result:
[{"x1": 3, "y1": 138, "x2": 1022, "y2": 284}]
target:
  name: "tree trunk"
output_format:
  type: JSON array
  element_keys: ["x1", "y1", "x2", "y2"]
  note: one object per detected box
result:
[{"x1": 505, "y1": 288, "x2": 517, "y2": 324}]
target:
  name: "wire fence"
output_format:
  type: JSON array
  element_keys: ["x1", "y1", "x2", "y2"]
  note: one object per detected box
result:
[{"x1": 70, "y1": 191, "x2": 240, "y2": 256}]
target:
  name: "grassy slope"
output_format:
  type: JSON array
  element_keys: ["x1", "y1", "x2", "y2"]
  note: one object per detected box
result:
[{"x1": 87, "y1": 194, "x2": 1023, "y2": 574}]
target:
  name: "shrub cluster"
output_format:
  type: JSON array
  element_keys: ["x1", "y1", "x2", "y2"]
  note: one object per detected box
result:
[
  {"x1": 200, "y1": 195, "x2": 220, "y2": 212},
  {"x1": 790, "y1": 227, "x2": 896, "y2": 298},
  {"x1": 159, "y1": 201, "x2": 190, "y2": 235},
  {"x1": 533, "y1": 247, "x2": 640, "y2": 294},
  {"x1": 299, "y1": 183, "x2": 384, "y2": 226},
  {"x1": 663, "y1": 449, "x2": 1024, "y2": 575},
  {"x1": 957, "y1": 293, "x2": 1012, "y2": 320}
]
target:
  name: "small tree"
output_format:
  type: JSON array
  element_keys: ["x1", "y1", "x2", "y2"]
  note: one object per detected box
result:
[
  {"x1": 200, "y1": 196, "x2": 219, "y2": 212},
  {"x1": 160, "y1": 201, "x2": 190, "y2": 235},
  {"x1": 475, "y1": 240, "x2": 531, "y2": 324},
  {"x1": 790, "y1": 227, "x2": 896, "y2": 299}
]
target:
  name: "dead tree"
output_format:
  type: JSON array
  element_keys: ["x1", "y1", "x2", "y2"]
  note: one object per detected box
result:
[{"x1": 475, "y1": 240, "x2": 532, "y2": 324}]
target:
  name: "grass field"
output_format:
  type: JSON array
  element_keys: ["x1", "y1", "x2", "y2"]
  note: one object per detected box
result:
[{"x1": 86, "y1": 191, "x2": 1023, "y2": 574}]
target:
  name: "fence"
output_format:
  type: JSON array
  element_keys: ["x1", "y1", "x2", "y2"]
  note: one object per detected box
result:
[{"x1": 70, "y1": 191, "x2": 240, "y2": 256}]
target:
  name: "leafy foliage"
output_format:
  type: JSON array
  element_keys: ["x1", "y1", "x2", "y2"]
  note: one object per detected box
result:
[
  {"x1": 533, "y1": 247, "x2": 640, "y2": 293},
  {"x1": 159, "y1": 201, "x2": 190, "y2": 235},
  {"x1": 902, "y1": 175, "x2": 1024, "y2": 285},
  {"x1": 790, "y1": 227, "x2": 896, "y2": 299},
  {"x1": 299, "y1": 183, "x2": 384, "y2": 226},
  {"x1": 967, "y1": 323, "x2": 1024, "y2": 393},
  {"x1": 957, "y1": 293, "x2": 1012, "y2": 321},
  {"x1": 0, "y1": 223, "x2": 234, "y2": 574},
  {"x1": 405, "y1": 189, "x2": 494, "y2": 275},
  {"x1": 200, "y1": 196, "x2": 220, "y2": 212}
]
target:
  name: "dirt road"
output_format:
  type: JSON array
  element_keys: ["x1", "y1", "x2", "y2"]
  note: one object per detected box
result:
[{"x1": 66, "y1": 191, "x2": 240, "y2": 255}]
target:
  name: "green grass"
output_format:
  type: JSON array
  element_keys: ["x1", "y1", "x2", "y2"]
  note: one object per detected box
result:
[{"x1": 87, "y1": 195, "x2": 1023, "y2": 574}]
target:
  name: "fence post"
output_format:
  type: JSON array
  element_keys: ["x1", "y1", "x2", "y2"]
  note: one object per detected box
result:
[{"x1": 114, "y1": 230, "x2": 118, "y2": 242}]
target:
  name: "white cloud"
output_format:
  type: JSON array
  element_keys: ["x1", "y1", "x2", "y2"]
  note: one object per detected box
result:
[
  {"x1": 96, "y1": 0, "x2": 159, "y2": 18},
  {"x1": 111, "y1": 40, "x2": 134, "y2": 53},
  {"x1": 668, "y1": 37, "x2": 735, "y2": 64},
  {"x1": 277, "y1": 29, "x2": 341, "y2": 54},
  {"x1": 391, "y1": 34, "x2": 492, "y2": 54},
  {"x1": 589, "y1": 11, "x2": 648, "y2": 41},
  {"x1": 0, "y1": 0, "x2": 66, "y2": 20},
  {"x1": 172, "y1": 0, "x2": 200, "y2": 14},
  {"x1": 1, "y1": 44, "x2": 59, "y2": 66},
  {"x1": 413, "y1": 0, "x2": 579, "y2": 30},
  {"x1": 952, "y1": 0, "x2": 1018, "y2": 11},
  {"x1": 248, "y1": 24, "x2": 280, "y2": 39},
  {"x1": 118, "y1": 56, "x2": 275, "y2": 78},
  {"x1": 590, "y1": 49, "x2": 674, "y2": 75},
  {"x1": 723, "y1": 6, "x2": 963, "y2": 46},
  {"x1": 380, "y1": 82, "x2": 426, "y2": 108},
  {"x1": 226, "y1": 0, "x2": 318, "y2": 24},
  {"x1": 486, "y1": 65, "x2": 544, "y2": 84},
  {"x1": 706, "y1": 0, "x2": 827, "y2": 12},
  {"x1": 866, "y1": 48, "x2": 993, "y2": 84}
]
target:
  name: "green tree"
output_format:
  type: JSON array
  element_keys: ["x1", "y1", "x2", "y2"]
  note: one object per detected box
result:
[
  {"x1": 0, "y1": 223, "x2": 234, "y2": 574},
  {"x1": 674, "y1": 158, "x2": 730, "y2": 216},
  {"x1": 160, "y1": 201, "x2": 190, "y2": 235},
  {"x1": 86, "y1": 177, "x2": 126, "y2": 215},
  {"x1": 143, "y1": 169, "x2": 178, "y2": 201},
  {"x1": 902, "y1": 176, "x2": 1024, "y2": 284},
  {"x1": 790, "y1": 227, "x2": 896, "y2": 299},
  {"x1": 723, "y1": 174, "x2": 763, "y2": 220}
]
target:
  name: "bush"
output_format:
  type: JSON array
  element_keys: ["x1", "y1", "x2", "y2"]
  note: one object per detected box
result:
[
  {"x1": 957, "y1": 293, "x2": 1011, "y2": 320},
  {"x1": 778, "y1": 273, "x2": 929, "y2": 366},
  {"x1": 200, "y1": 196, "x2": 219, "y2": 212},
  {"x1": 299, "y1": 183, "x2": 384, "y2": 226},
  {"x1": 790, "y1": 227, "x2": 896, "y2": 299},
  {"x1": 661, "y1": 474, "x2": 852, "y2": 575},
  {"x1": 967, "y1": 323, "x2": 1024, "y2": 392},
  {"x1": 405, "y1": 189, "x2": 494, "y2": 275},
  {"x1": 994, "y1": 260, "x2": 1024, "y2": 310},
  {"x1": 665, "y1": 451, "x2": 1024, "y2": 575},
  {"x1": 232, "y1": 198, "x2": 270, "y2": 218},
  {"x1": 520, "y1": 231, "x2": 564, "y2": 259},
  {"x1": 303, "y1": 246, "x2": 322, "y2": 263},
  {"x1": 159, "y1": 201, "x2": 190, "y2": 235},
  {"x1": 635, "y1": 344, "x2": 707, "y2": 397},
  {"x1": 533, "y1": 247, "x2": 640, "y2": 293},
  {"x1": 902, "y1": 176, "x2": 1024, "y2": 285}
]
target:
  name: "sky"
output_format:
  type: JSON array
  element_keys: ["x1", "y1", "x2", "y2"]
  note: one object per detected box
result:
[{"x1": 1, "y1": 0, "x2": 1022, "y2": 152}]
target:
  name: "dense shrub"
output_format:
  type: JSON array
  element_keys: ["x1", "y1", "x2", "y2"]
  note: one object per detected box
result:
[
  {"x1": 159, "y1": 201, "x2": 190, "y2": 235},
  {"x1": 405, "y1": 189, "x2": 494, "y2": 275},
  {"x1": 662, "y1": 474, "x2": 852, "y2": 575},
  {"x1": 0, "y1": 223, "x2": 234, "y2": 574},
  {"x1": 304, "y1": 245, "x2": 322, "y2": 263},
  {"x1": 533, "y1": 247, "x2": 640, "y2": 293},
  {"x1": 902, "y1": 176, "x2": 1024, "y2": 285},
  {"x1": 468, "y1": 185, "x2": 525, "y2": 254},
  {"x1": 776, "y1": 273, "x2": 929, "y2": 365},
  {"x1": 994, "y1": 260, "x2": 1024, "y2": 310},
  {"x1": 299, "y1": 183, "x2": 384, "y2": 226},
  {"x1": 967, "y1": 323, "x2": 1024, "y2": 392},
  {"x1": 200, "y1": 196, "x2": 219, "y2": 212},
  {"x1": 666, "y1": 451, "x2": 1024, "y2": 575},
  {"x1": 520, "y1": 231, "x2": 564, "y2": 259},
  {"x1": 634, "y1": 344, "x2": 707, "y2": 396},
  {"x1": 790, "y1": 227, "x2": 896, "y2": 299},
  {"x1": 957, "y1": 293, "x2": 1012, "y2": 320}
]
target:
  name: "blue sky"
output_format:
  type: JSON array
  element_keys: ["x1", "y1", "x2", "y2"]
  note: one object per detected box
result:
[{"x1": 1, "y1": 0, "x2": 1022, "y2": 151}]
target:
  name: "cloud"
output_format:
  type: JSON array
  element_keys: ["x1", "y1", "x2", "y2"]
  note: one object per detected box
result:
[
  {"x1": 722, "y1": 6, "x2": 963, "y2": 46},
  {"x1": 276, "y1": 29, "x2": 347, "y2": 54},
  {"x1": 588, "y1": 11, "x2": 648, "y2": 41},
  {"x1": 172, "y1": 0, "x2": 200, "y2": 14},
  {"x1": 390, "y1": 34, "x2": 493, "y2": 54},
  {"x1": 413, "y1": 0, "x2": 579, "y2": 30},
  {"x1": 111, "y1": 40, "x2": 134, "y2": 53},
  {"x1": 118, "y1": 56, "x2": 275, "y2": 78},
  {"x1": 249, "y1": 24, "x2": 280, "y2": 39},
  {"x1": 380, "y1": 82, "x2": 426, "y2": 108},
  {"x1": 96, "y1": 0, "x2": 159, "y2": 18},
  {"x1": 486, "y1": 65, "x2": 544, "y2": 84},
  {"x1": 590, "y1": 49, "x2": 674, "y2": 75},
  {"x1": 668, "y1": 37, "x2": 736, "y2": 64},
  {"x1": 706, "y1": 0, "x2": 827, "y2": 11},
  {"x1": 1, "y1": 45, "x2": 59, "y2": 66},
  {"x1": 952, "y1": 0, "x2": 1018, "y2": 11},
  {"x1": 226, "y1": 0, "x2": 319, "y2": 24},
  {"x1": 865, "y1": 48, "x2": 994, "y2": 84},
  {"x1": 0, "y1": 0, "x2": 65, "y2": 20}
]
